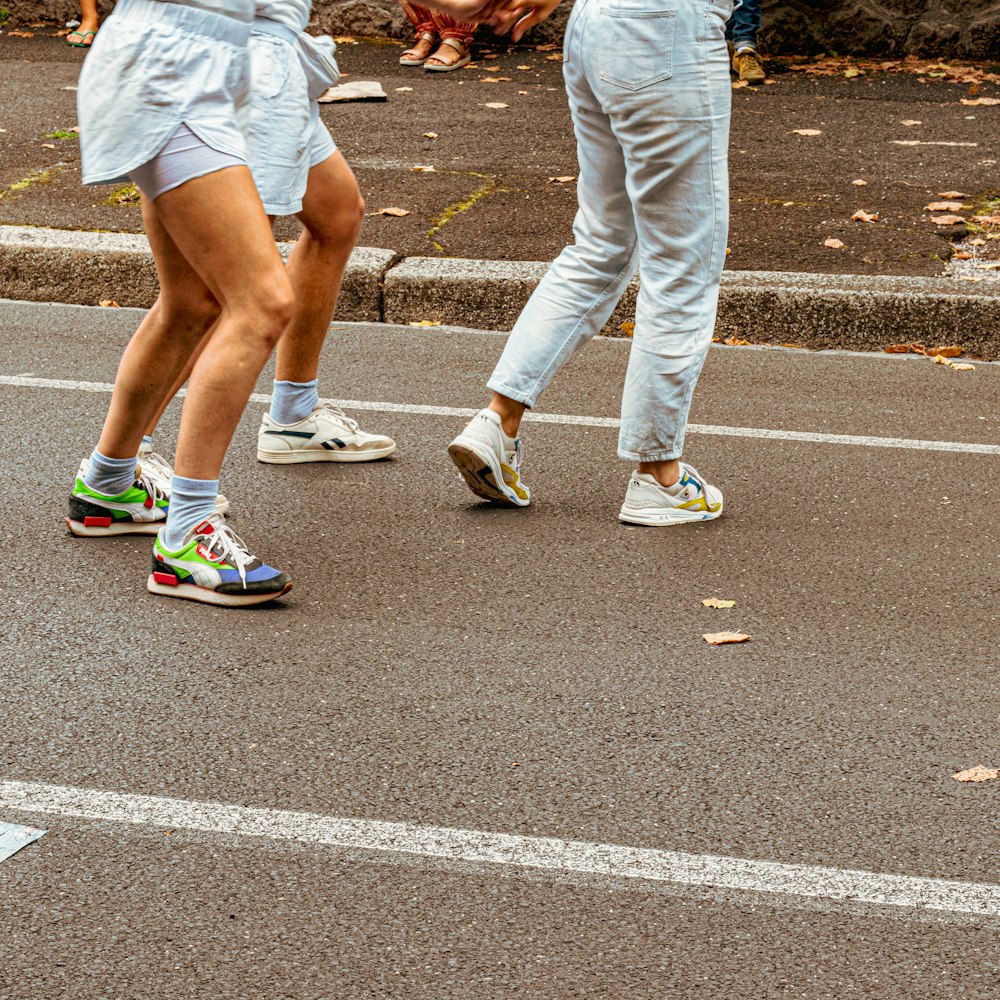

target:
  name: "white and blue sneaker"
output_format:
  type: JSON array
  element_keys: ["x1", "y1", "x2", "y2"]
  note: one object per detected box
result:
[
  {"x1": 618, "y1": 464, "x2": 723, "y2": 526},
  {"x1": 447, "y1": 408, "x2": 530, "y2": 507},
  {"x1": 257, "y1": 402, "x2": 396, "y2": 464}
]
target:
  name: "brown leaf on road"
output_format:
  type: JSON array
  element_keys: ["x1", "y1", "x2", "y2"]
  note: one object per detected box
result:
[
  {"x1": 951, "y1": 363, "x2": 976, "y2": 371},
  {"x1": 702, "y1": 598, "x2": 736, "y2": 609},
  {"x1": 971, "y1": 214, "x2": 1000, "y2": 225},
  {"x1": 422, "y1": 131, "x2": 438, "y2": 139},
  {"x1": 619, "y1": 321, "x2": 635, "y2": 336},
  {"x1": 930, "y1": 214, "x2": 966, "y2": 225},
  {"x1": 732, "y1": 80, "x2": 749, "y2": 89},
  {"x1": 928, "y1": 345, "x2": 963, "y2": 357},
  {"x1": 548, "y1": 175, "x2": 576, "y2": 184},
  {"x1": 8, "y1": 30, "x2": 35, "y2": 37},
  {"x1": 535, "y1": 43, "x2": 559, "y2": 51},
  {"x1": 481, "y1": 77, "x2": 512, "y2": 83},
  {"x1": 824, "y1": 238, "x2": 845, "y2": 249},
  {"x1": 395, "y1": 86, "x2": 413, "y2": 92},
  {"x1": 483, "y1": 103, "x2": 509, "y2": 109},
  {"x1": 481, "y1": 66, "x2": 501, "y2": 72},
  {"x1": 411, "y1": 165, "x2": 435, "y2": 172},
  {"x1": 40, "y1": 143, "x2": 56, "y2": 149},
  {"x1": 99, "y1": 299, "x2": 121, "y2": 308},
  {"x1": 938, "y1": 191, "x2": 968, "y2": 198},
  {"x1": 852, "y1": 179, "x2": 868, "y2": 186},
  {"x1": 790, "y1": 128, "x2": 822, "y2": 136},
  {"x1": 885, "y1": 343, "x2": 925, "y2": 354},
  {"x1": 545, "y1": 53, "x2": 563, "y2": 62},
  {"x1": 900, "y1": 119, "x2": 923, "y2": 126},
  {"x1": 976, "y1": 261, "x2": 1000, "y2": 270},
  {"x1": 851, "y1": 210, "x2": 879, "y2": 222},
  {"x1": 952, "y1": 766, "x2": 999, "y2": 782},
  {"x1": 934, "y1": 355, "x2": 976, "y2": 371},
  {"x1": 723, "y1": 336, "x2": 751, "y2": 346},
  {"x1": 703, "y1": 631, "x2": 751, "y2": 645},
  {"x1": 378, "y1": 207, "x2": 411, "y2": 217},
  {"x1": 925, "y1": 201, "x2": 964, "y2": 211},
  {"x1": 960, "y1": 97, "x2": 1000, "y2": 106}
]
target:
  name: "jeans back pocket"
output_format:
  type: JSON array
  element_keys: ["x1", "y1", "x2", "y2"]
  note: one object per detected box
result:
[{"x1": 598, "y1": 7, "x2": 677, "y2": 92}]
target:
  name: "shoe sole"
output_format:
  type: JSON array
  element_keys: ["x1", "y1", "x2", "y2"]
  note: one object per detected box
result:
[
  {"x1": 146, "y1": 576, "x2": 293, "y2": 607},
  {"x1": 447, "y1": 439, "x2": 528, "y2": 507},
  {"x1": 618, "y1": 503, "x2": 724, "y2": 526},
  {"x1": 256, "y1": 444, "x2": 397, "y2": 464},
  {"x1": 66, "y1": 516, "x2": 162, "y2": 537}
]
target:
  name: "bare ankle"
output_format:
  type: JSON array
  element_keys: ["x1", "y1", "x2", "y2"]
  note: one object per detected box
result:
[
  {"x1": 638, "y1": 459, "x2": 681, "y2": 488},
  {"x1": 488, "y1": 394, "x2": 525, "y2": 440}
]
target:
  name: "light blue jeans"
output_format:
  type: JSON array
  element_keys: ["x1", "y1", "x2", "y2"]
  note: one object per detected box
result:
[{"x1": 488, "y1": 0, "x2": 733, "y2": 462}]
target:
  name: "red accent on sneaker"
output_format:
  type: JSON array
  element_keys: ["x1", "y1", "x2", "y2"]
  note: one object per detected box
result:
[
  {"x1": 152, "y1": 571, "x2": 179, "y2": 587},
  {"x1": 194, "y1": 520, "x2": 214, "y2": 535},
  {"x1": 196, "y1": 543, "x2": 223, "y2": 563},
  {"x1": 83, "y1": 516, "x2": 113, "y2": 528},
  {"x1": 144, "y1": 493, "x2": 154, "y2": 509}
]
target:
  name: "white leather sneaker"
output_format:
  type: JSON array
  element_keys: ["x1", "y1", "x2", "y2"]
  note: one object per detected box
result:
[
  {"x1": 618, "y1": 464, "x2": 723, "y2": 526},
  {"x1": 257, "y1": 402, "x2": 396, "y2": 464},
  {"x1": 447, "y1": 408, "x2": 530, "y2": 507}
]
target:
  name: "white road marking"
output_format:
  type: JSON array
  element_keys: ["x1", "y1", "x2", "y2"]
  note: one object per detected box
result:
[
  {"x1": 2, "y1": 373, "x2": 998, "y2": 456},
  {"x1": 2, "y1": 780, "x2": 998, "y2": 918},
  {"x1": 893, "y1": 140, "x2": 979, "y2": 148}
]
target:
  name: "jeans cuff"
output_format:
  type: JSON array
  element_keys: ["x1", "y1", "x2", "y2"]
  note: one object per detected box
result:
[
  {"x1": 618, "y1": 447, "x2": 683, "y2": 463},
  {"x1": 486, "y1": 378, "x2": 537, "y2": 409}
]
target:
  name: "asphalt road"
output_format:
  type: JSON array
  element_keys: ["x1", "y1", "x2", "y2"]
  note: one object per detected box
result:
[{"x1": 1, "y1": 300, "x2": 999, "y2": 998}]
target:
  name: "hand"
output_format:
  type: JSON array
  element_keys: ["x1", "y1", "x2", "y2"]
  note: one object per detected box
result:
[{"x1": 488, "y1": 0, "x2": 564, "y2": 40}]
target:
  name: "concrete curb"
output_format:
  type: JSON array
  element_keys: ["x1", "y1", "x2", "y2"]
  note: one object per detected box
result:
[{"x1": 4, "y1": 226, "x2": 1000, "y2": 357}]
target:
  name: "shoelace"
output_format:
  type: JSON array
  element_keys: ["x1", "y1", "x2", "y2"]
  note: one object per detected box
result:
[
  {"x1": 315, "y1": 400, "x2": 360, "y2": 433},
  {"x1": 134, "y1": 466, "x2": 168, "y2": 506},
  {"x1": 196, "y1": 520, "x2": 255, "y2": 589},
  {"x1": 138, "y1": 449, "x2": 174, "y2": 484}
]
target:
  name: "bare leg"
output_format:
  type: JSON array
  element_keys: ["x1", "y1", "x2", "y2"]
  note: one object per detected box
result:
[
  {"x1": 276, "y1": 151, "x2": 365, "y2": 381},
  {"x1": 97, "y1": 165, "x2": 292, "y2": 480}
]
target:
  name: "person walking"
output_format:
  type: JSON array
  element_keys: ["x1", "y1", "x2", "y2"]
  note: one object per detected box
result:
[
  {"x1": 134, "y1": 0, "x2": 395, "y2": 496},
  {"x1": 728, "y1": 0, "x2": 765, "y2": 84},
  {"x1": 67, "y1": 0, "x2": 100, "y2": 47},
  {"x1": 68, "y1": 0, "x2": 295, "y2": 606},
  {"x1": 439, "y1": 0, "x2": 732, "y2": 526},
  {"x1": 399, "y1": 0, "x2": 476, "y2": 71}
]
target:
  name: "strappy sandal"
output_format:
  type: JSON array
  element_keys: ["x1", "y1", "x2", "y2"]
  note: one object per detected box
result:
[
  {"x1": 424, "y1": 37, "x2": 472, "y2": 73},
  {"x1": 66, "y1": 29, "x2": 97, "y2": 47},
  {"x1": 400, "y1": 32, "x2": 438, "y2": 67}
]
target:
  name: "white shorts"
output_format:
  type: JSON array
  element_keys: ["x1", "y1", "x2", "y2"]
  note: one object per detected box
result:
[
  {"x1": 246, "y1": 27, "x2": 338, "y2": 217},
  {"x1": 130, "y1": 123, "x2": 245, "y2": 202},
  {"x1": 78, "y1": 0, "x2": 252, "y2": 186}
]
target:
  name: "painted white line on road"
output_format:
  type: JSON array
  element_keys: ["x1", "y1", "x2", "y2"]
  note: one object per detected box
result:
[
  {"x1": 3, "y1": 374, "x2": 999, "y2": 456},
  {"x1": 2, "y1": 780, "x2": 998, "y2": 918}
]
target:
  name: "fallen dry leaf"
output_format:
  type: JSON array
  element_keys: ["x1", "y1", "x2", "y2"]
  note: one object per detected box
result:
[
  {"x1": 928, "y1": 345, "x2": 963, "y2": 357},
  {"x1": 951, "y1": 363, "x2": 976, "y2": 371},
  {"x1": 723, "y1": 336, "x2": 751, "y2": 346},
  {"x1": 703, "y1": 631, "x2": 751, "y2": 645},
  {"x1": 851, "y1": 210, "x2": 879, "y2": 223},
  {"x1": 971, "y1": 214, "x2": 1000, "y2": 225},
  {"x1": 98, "y1": 299, "x2": 121, "y2": 308},
  {"x1": 934, "y1": 355, "x2": 976, "y2": 371},
  {"x1": 824, "y1": 237, "x2": 845, "y2": 249},
  {"x1": 333, "y1": 35, "x2": 358, "y2": 43},
  {"x1": 960, "y1": 97, "x2": 1000, "y2": 106},
  {"x1": 931, "y1": 214, "x2": 966, "y2": 225},
  {"x1": 619, "y1": 321, "x2": 635, "y2": 336},
  {"x1": 409, "y1": 320, "x2": 440, "y2": 327},
  {"x1": 411, "y1": 165, "x2": 435, "y2": 173},
  {"x1": 852, "y1": 179, "x2": 868, "y2": 186},
  {"x1": 545, "y1": 53, "x2": 563, "y2": 62},
  {"x1": 40, "y1": 143, "x2": 56, "y2": 149},
  {"x1": 976, "y1": 261, "x2": 1000, "y2": 270},
  {"x1": 395, "y1": 86, "x2": 413, "y2": 92},
  {"x1": 926, "y1": 201, "x2": 964, "y2": 211},
  {"x1": 422, "y1": 131, "x2": 438, "y2": 139},
  {"x1": 548, "y1": 175, "x2": 576, "y2": 184},
  {"x1": 900, "y1": 119, "x2": 923, "y2": 126},
  {"x1": 481, "y1": 66, "x2": 501, "y2": 72},
  {"x1": 8, "y1": 30, "x2": 35, "y2": 37},
  {"x1": 952, "y1": 766, "x2": 998, "y2": 782},
  {"x1": 938, "y1": 190, "x2": 968, "y2": 199},
  {"x1": 885, "y1": 342, "x2": 925, "y2": 354},
  {"x1": 732, "y1": 80, "x2": 749, "y2": 90},
  {"x1": 952, "y1": 251, "x2": 972, "y2": 260},
  {"x1": 535, "y1": 43, "x2": 559, "y2": 51},
  {"x1": 483, "y1": 102, "x2": 509, "y2": 109},
  {"x1": 702, "y1": 597, "x2": 736, "y2": 609},
  {"x1": 517, "y1": 64, "x2": 531, "y2": 70},
  {"x1": 790, "y1": 128, "x2": 822, "y2": 136},
  {"x1": 378, "y1": 207, "x2": 411, "y2": 217},
  {"x1": 780, "y1": 342, "x2": 806, "y2": 349},
  {"x1": 843, "y1": 66, "x2": 862, "y2": 78}
]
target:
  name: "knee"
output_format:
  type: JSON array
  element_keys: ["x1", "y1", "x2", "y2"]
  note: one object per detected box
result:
[
  {"x1": 159, "y1": 290, "x2": 221, "y2": 339},
  {"x1": 305, "y1": 190, "x2": 366, "y2": 248},
  {"x1": 247, "y1": 278, "x2": 295, "y2": 348}
]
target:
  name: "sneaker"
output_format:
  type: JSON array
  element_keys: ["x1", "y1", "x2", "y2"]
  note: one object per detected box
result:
[
  {"x1": 147, "y1": 513, "x2": 292, "y2": 607},
  {"x1": 67, "y1": 466, "x2": 169, "y2": 536},
  {"x1": 732, "y1": 46, "x2": 766, "y2": 84},
  {"x1": 618, "y1": 464, "x2": 723, "y2": 526},
  {"x1": 257, "y1": 402, "x2": 396, "y2": 464},
  {"x1": 136, "y1": 443, "x2": 230, "y2": 516},
  {"x1": 447, "y1": 408, "x2": 530, "y2": 507}
]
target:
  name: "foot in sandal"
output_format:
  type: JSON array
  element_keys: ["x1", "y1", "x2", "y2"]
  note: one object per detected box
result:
[
  {"x1": 425, "y1": 37, "x2": 472, "y2": 72},
  {"x1": 400, "y1": 32, "x2": 438, "y2": 66}
]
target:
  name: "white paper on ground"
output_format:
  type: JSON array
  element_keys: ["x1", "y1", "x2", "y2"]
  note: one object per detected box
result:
[
  {"x1": 0, "y1": 821, "x2": 46, "y2": 862},
  {"x1": 318, "y1": 81, "x2": 387, "y2": 102}
]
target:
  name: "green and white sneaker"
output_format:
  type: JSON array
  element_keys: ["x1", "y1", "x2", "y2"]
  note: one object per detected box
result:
[
  {"x1": 447, "y1": 408, "x2": 530, "y2": 507},
  {"x1": 618, "y1": 464, "x2": 723, "y2": 526},
  {"x1": 257, "y1": 402, "x2": 396, "y2": 464},
  {"x1": 135, "y1": 442, "x2": 230, "y2": 516},
  {"x1": 148, "y1": 513, "x2": 292, "y2": 607},
  {"x1": 67, "y1": 467, "x2": 168, "y2": 536}
]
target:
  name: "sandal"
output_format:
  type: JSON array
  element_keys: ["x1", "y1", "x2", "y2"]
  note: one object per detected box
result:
[
  {"x1": 66, "y1": 29, "x2": 97, "y2": 47},
  {"x1": 400, "y1": 32, "x2": 438, "y2": 67},
  {"x1": 424, "y1": 38, "x2": 472, "y2": 73}
]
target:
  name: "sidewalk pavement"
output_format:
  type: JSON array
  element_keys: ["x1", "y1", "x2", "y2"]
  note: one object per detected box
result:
[{"x1": 2, "y1": 29, "x2": 1000, "y2": 353}]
